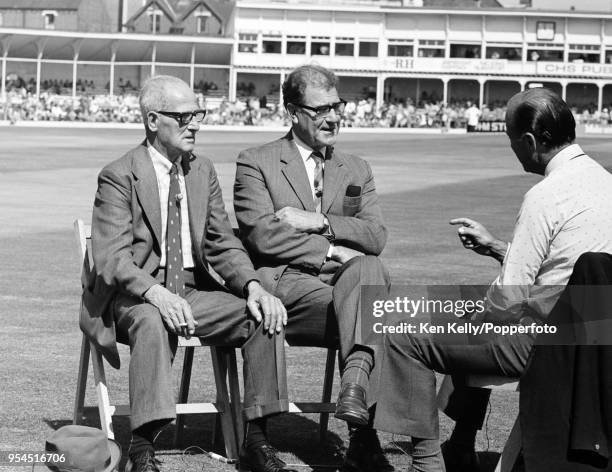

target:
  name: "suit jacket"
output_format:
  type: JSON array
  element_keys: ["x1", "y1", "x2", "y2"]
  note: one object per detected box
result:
[
  {"x1": 520, "y1": 252, "x2": 612, "y2": 472},
  {"x1": 233, "y1": 132, "x2": 387, "y2": 291},
  {"x1": 80, "y1": 142, "x2": 258, "y2": 368}
]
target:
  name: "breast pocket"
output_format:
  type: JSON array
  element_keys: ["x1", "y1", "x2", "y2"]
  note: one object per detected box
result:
[{"x1": 342, "y1": 195, "x2": 362, "y2": 216}]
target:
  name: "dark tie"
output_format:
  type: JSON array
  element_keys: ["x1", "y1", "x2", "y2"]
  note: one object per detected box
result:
[
  {"x1": 311, "y1": 150, "x2": 324, "y2": 213},
  {"x1": 165, "y1": 162, "x2": 185, "y2": 297}
]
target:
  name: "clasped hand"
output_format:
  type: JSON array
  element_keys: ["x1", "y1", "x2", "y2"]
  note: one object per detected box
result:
[{"x1": 274, "y1": 207, "x2": 325, "y2": 233}]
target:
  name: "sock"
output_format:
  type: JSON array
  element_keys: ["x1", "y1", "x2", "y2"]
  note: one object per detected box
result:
[
  {"x1": 129, "y1": 419, "x2": 167, "y2": 459},
  {"x1": 245, "y1": 417, "x2": 267, "y2": 449},
  {"x1": 412, "y1": 437, "x2": 446, "y2": 472},
  {"x1": 341, "y1": 347, "x2": 374, "y2": 389},
  {"x1": 449, "y1": 421, "x2": 478, "y2": 449}
]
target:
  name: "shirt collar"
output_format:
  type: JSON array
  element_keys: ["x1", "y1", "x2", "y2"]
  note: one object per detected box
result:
[
  {"x1": 148, "y1": 144, "x2": 181, "y2": 175},
  {"x1": 292, "y1": 130, "x2": 325, "y2": 164},
  {"x1": 544, "y1": 143, "x2": 584, "y2": 176}
]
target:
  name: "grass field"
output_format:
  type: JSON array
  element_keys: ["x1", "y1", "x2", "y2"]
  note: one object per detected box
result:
[{"x1": 2, "y1": 127, "x2": 612, "y2": 471}]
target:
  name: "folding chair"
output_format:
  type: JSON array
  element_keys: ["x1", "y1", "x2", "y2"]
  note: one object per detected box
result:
[
  {"x1": 72, "y1": 219, "x2": 241, "y2": 462},
  {"x1": 437, "y1": 374, "x2": 521, "y2": 472}
]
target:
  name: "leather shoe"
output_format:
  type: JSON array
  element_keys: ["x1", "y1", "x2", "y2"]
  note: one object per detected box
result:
[
  {"x1": 125, "y1": 449, "x2": 162, "y2": 472},
  {"x1": 441, "y1": 440, "x2": 480, "y2": 472},
  {"x1": 335, "y1": 383, "x2": 369, "y2": 426},
  {"x1": 239, "y1": 443, "x2": 298, "y2": 472},
  {"x1": 341, "y1": 427, "x2": 394, "y2": 472}
]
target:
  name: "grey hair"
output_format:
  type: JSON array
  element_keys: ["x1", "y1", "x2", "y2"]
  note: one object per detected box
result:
[{"x1": 139, "y1": 75, "x2": 190, "y2": 128}]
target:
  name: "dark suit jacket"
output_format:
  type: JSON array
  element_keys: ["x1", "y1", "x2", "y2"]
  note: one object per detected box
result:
[
  {"x1": 233, "y1": 132, "x2": 387, "y2": 291},
  {"x1": 520, "y1": 252, "x2": 612, "y2": 471},
  {"x1": 80, "y1": 142, "x2": 258, "y2": 368}
]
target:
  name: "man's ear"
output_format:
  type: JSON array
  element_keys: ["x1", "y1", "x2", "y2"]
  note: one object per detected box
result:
[
  {"x1": 286, "y1": 104, "x2": 298, "y2": 125},
  {"x1": 147, "y1": 111, "x2": 159, "y2": 132},
  {"x1": 523, "y1": 132, "x2": 537, "y2": 154}
]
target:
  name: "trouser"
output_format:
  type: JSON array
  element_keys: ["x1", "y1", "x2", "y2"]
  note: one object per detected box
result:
[
  {"x1": 373, "y1": 323, "x2": 534, "y2": 439},
  {"x1": 114, "y1": 269, "x2": 288, "y2": 431},
  {"x1": 276, "y1": 255, "x2": 390, "y2": 367}
]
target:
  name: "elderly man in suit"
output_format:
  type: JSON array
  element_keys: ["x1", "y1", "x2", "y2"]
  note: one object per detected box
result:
[
  {"x1": 371, "y1": 88, "x2": 612, "y2": 472},
  {"x1": 81, "y1": 75, "x2": 290, "y2": 472},
  {"x1": 234, "y1": 64, "x2": 392, "y2": 472}
]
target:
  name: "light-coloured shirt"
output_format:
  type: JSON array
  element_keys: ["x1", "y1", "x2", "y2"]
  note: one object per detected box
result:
[
  {"x1": 292, "y1": 131, "x2": 325, "y2": 200},
  {"x1": 465, "y1": 106, "x2": 481, "y2": 127},
  {"x1": 291, "y1": 131, "x2": 334, "y2": 260},
  {"x1": 148, "y1": 145, "x2": 195, "y2": 269},
  {"x1": 487, "y1": 144, "x2": 612, "y2": 319}
]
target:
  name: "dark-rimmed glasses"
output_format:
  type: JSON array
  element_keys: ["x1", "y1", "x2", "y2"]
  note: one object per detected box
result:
[
  {"x1": 293, "y1": 99, "x2": 347, "y2": 120},
  {"x1": 156, "y1": 109, "x2": 207, "y2": 126}
]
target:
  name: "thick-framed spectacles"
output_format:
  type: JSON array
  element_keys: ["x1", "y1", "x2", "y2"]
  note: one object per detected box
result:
[
  {"x1": 293, "y1": 99, "x2": 347, "y2": 120},
  {"x1": 156, "y1": 109, "x2": 207, "y2": 126}
]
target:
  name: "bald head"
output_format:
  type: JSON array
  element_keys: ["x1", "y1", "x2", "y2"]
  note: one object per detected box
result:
[
  {"x1": 139, "y1": 75, "x2": 195, "y2": 131},
  {"x1": 505, "y1": 88, "x2": 575, "y2": 149}
]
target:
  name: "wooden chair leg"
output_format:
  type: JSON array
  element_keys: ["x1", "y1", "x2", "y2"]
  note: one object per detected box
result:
[
  {"x1": 73, "y1": 334, "x2": 90, "y2": 425},
  {"x1": 174, "y1": 346, "x2": 195, "y2": 447},
  {"x1": 227, "y1": 348, "x2": 244, "y2": 450},
  {"x1": 211, "y1": 347, "x2": 239, "y2": 461},
  {"x1": 90, "y1": 341, "x2": 114, "y2": 439},
  {"x1": 494, "y1": 417, "x2": 521, "y2": 472},
  {"x1": 319, "y1": 348, "x2": 336, "y2": 443}
]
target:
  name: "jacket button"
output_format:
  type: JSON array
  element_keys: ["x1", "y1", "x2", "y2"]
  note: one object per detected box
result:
[{"x1": 273, "y1": 274, "x2": 280, "y2": 281}]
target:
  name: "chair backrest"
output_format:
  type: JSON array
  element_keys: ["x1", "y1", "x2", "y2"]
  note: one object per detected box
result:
[{"x1": 74, "y1": 219, "x2": 93, "y2": 279}]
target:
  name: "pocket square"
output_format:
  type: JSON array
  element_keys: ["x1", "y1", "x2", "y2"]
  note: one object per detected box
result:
[{"x1": 346, "y1": 185, "x2": 361, "y2": 197}]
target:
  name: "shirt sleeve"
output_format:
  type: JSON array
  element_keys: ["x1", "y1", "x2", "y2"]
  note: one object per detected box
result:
[{"x1": 486, "y1": 186, "x2": 557, "y2": 319}]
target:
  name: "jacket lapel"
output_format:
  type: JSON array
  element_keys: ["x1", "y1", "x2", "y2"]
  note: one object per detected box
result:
[
  {"x1": 183, "y1": 154, "x2": 206, "y2": 262},
  {"x1": 280, "y1": 134, "x2": 317, "y2": 211},
  {"x1": 322, "y1": 147, "x2": 349, "y2": 213},
  {"x1": 132, "y1": 143, "x2": 162, "y2": 246}
]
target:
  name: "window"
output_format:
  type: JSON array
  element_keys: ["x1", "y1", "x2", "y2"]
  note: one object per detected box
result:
[
  {"x1": 287, "y1": 36, "x2": 306, "y2": 55},
  {"x1": 485, "y1": 45, "x2": 521, "y2": 60},
  {"x1": 42, "y1": 10, "x2": 57, "y2": 30},
  {"x1": 238, "y1": 33, "x2": 257, "y2": 53},
  {"x1": 147, "y1": 9, "x2": 162, "y2": 33},
  {"x1": 262, "y1": 35, "x2": 281, "y2": 54},
  {"x1": 568, "y1": 44, "x2": 600, "y2": 63},
  {"x1": 387, "y1": 40, "x2": 414, "y2": 57},
  {"x1": 195, "y1": 10, "x2": 211, "y2": 34},
  {"x1": 359, "y1": 41, "x2": 378, "y2": 57},
  {"x1": 418, "y1": 39, "x2": 444, "y2": 58},
  {"x1": 312, "y1": 38, "x2": 330, "y2": 56},
  {"x1": 450, "y1": 43, "x2": 481, "y2": 58},
  {"x1": 335, "y1": 38, "x2": 354, "y2": 56},
  {"x1": 527, "y1": 43, "x2": 563, "y2": 62}
]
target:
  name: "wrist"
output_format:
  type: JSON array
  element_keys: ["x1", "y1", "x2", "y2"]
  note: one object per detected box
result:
[
  {"x1": 244, "y1": 279, "x2": 260, "y2": 297},
  {"x1": 488, "y1": 240, "x2": 508, "y2": 261}
]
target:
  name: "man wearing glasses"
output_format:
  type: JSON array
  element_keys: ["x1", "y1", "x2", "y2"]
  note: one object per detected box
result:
[
  {"x1": 234, "y1": 65, "x2": 392, "y2": 472},
  {"x1": 81, "y1": 76, "x2": 289, "y2": 472}
]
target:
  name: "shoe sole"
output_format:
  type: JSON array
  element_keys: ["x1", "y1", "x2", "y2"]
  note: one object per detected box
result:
[{"x1": 334, "y1": 410, "x2": 369, "y2": 426}]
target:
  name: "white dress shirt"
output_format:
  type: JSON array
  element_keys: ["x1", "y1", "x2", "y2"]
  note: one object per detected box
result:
[
  {"x1": 148, "y1": 145, "x2": 195, "y2": 269},
  {"x1": 487, "y1": 144, "x2": 612, "y2": 319},
  {"x1": 291, "y1": 131, "x2": 334, "y2": 260},
  {"x1": 292, "y1": 131, "x2": 325, "y2": 200}
]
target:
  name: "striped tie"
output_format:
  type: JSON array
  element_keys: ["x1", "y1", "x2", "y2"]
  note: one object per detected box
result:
[
  {"x1": 165, "y1": 162, "x2": 185, "y2": 297},
  {"x1": 311, "y1": 150, "x2": 324, "y2": 213}
]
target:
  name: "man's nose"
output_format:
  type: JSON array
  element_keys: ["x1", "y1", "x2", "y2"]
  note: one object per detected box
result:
[
  {"x1": 325, "y1": 109, "x2": 341, "y2": 123},
  {"x1": 187, "y1": 119, "x2": 200, "y2": 131}
]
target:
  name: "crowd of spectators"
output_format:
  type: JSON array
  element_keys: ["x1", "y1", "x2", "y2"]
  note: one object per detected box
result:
[{"x1": 3, "y1": 77, "x2": 608, "y2": 128}]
